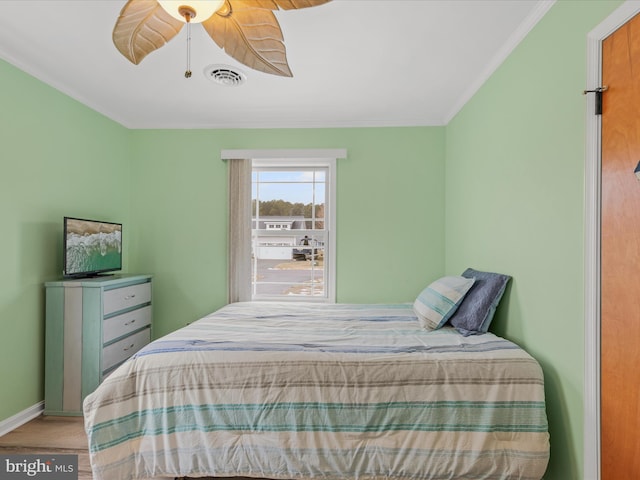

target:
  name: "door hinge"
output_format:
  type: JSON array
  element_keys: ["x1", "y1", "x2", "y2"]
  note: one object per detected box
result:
[{"x1": 583, "y1": 86, "x2": 608, "y2": 115}]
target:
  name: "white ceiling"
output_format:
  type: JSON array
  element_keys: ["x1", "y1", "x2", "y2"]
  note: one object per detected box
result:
[{"x1": 0, "y1": 0, "x2": 554, "y2": 129}]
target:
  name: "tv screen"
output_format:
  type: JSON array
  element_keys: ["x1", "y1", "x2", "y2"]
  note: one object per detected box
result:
[{"x1": 63, "y1": 217, "x2": 122, "y2": 278}]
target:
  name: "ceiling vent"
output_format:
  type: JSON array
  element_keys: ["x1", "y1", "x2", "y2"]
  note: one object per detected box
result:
[{"x1": 204, "y1": 65, "x2": 246, "y2": 86}]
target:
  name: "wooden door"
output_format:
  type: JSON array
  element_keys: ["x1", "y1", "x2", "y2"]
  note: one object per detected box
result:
[{"x1": 601, "y1": 12, "x2": 640, "y2": 480}]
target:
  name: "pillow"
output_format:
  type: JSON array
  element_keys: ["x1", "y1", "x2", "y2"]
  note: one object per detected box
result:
[
  {"x1": 449, "y1": 268, "x2": 511, "y2": 336},
  {"x1": 413, "y1": 276, "x2": 476, "y2": 331}
]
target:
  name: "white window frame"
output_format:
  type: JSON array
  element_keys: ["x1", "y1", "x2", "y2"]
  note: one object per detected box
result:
[
  {"x1": 222, "y1": 149, "x2": 345, "y2": 304},
  {"x1": 252, "y1": 157, "x2": 336, "y2": 303}
]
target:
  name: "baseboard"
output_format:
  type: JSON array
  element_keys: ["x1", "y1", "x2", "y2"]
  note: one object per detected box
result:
[{"x1": 0, "y1": 401, "x2": 45, "y2": 437}]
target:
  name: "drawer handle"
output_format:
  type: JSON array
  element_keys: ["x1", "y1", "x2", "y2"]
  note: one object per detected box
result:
[
  {"x1": 124, "y1": 294, "x2": 136, "y2": 300},
  {"x1": 123, "y1": 343, "x2": 135, "y2": 352},
  {"x1": 124, "y1": 319, "x2": 137, "y2": 326}
]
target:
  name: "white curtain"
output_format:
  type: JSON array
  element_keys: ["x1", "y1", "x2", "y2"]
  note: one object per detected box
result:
[{"x1": 227, "y1": 158, "x2": 252, "y2": 303}]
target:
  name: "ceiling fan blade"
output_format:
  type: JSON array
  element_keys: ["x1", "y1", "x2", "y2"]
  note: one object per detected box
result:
[
  {"x1": 241, "y1": 0, "x2": 331, "y2": 9},
  {"x1": 202, "y1": 1, "x2": 293, "y2": 77},
  {"x1": 113, "y1": 0, "x2": 184, "y2": 65}
]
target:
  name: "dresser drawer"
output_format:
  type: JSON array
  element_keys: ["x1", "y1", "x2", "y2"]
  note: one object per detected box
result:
[
  {"x1": 103, "y1": 282, "x2": 151, "y2": 316},
  {"x1": 103, "y1": 305, "x2": 152, "y2": 344},
  {"x1": 102, "y1": 327, "x2": 150, "y2": 372}
]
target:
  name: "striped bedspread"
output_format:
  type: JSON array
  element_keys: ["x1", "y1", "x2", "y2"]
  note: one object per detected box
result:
[{"x1": 83, "y1": 301, "x2": 549, "y2": 480}]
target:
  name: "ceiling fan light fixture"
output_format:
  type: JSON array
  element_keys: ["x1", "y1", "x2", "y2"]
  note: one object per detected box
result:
[
  {"x1": 113, "y1": 0, "x2": 332, "y2": 76},
  {"x1": 158, "y1": 0, "x2": 224, "y2": 23}
]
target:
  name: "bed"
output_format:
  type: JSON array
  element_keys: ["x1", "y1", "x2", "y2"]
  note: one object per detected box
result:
[{"x1": 83, "y1": 301, "x2": 549, "y2": 480}]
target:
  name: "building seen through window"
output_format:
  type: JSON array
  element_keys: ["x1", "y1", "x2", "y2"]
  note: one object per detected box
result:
[{"x1": 251, "y1": 165, "x2": 330, "y2": 300}]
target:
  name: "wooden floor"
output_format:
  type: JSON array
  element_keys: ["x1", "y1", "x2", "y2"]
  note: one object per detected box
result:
[{"x1": 0, "y1": 415, "x2": 92, "y2": 479}]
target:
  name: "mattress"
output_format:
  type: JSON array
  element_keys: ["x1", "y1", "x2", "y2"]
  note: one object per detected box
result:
[{"x1": 83, "y1": 301, "x2": 549, "y2": 480}]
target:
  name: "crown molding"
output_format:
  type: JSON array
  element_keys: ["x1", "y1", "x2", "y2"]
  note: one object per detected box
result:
[{"x1": 443, "y1": 0, "x2": 556, "y2": 125}]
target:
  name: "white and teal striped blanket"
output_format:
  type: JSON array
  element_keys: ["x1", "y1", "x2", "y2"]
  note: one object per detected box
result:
[{"x1": 83, "y1": 302, "x2": 549, "y2": 480}]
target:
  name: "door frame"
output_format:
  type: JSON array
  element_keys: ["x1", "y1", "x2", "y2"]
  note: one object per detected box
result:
[{"x1": 585, "y1": 2, "x2": 640, "y2": 479}]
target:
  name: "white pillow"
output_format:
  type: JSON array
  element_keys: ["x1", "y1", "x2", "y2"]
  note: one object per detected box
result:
[{"x1": 413, "y1": 276, "x2": 476, "y2": 330}]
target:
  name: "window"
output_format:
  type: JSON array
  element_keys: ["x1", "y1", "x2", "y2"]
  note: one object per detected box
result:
[
  {"x1": 224, "y1": 149, "x2": 344, "y2": 304},
  {"x1": 251, "y1": 158, "x2": 335, "y2": 302}
]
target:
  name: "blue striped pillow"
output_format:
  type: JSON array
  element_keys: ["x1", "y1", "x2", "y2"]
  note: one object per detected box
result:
[{"x1": 413, "y1": 276, "x2": 476, "y2": 331}]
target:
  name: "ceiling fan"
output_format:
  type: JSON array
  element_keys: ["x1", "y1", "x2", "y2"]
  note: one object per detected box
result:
[{"x1": 113, "y1": 0, "x2": 331, "y2": 78}]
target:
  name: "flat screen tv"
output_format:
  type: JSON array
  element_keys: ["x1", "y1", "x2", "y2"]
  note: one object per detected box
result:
[{"x1": 63, "y1": 217, "x2": 122, "y2": 278}]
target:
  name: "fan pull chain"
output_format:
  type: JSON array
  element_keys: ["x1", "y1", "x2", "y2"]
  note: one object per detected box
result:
[{"x1": 185, "y1": 21, "x2": 192, "y2": 78}]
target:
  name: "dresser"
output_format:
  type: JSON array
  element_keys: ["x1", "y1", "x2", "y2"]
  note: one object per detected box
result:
[{"x1": 44, "y1": 274, "x2": 152, "y2": 415}]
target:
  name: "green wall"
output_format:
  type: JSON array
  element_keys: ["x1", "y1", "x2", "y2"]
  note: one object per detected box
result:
[
  {"x1": 0, "y1": 59, "x2": 131, "y2": 422},
  {"x1": 129, "y1": 127, "x2": 446, "y2": 336},
  {"x1": 445, "y1": 1, "x2": 622, "y2": 478}
]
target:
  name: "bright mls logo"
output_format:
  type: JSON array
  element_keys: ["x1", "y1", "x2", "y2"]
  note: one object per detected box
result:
[{"x1": 0, "y1": 455, "x2": 77, "y2": 480}]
